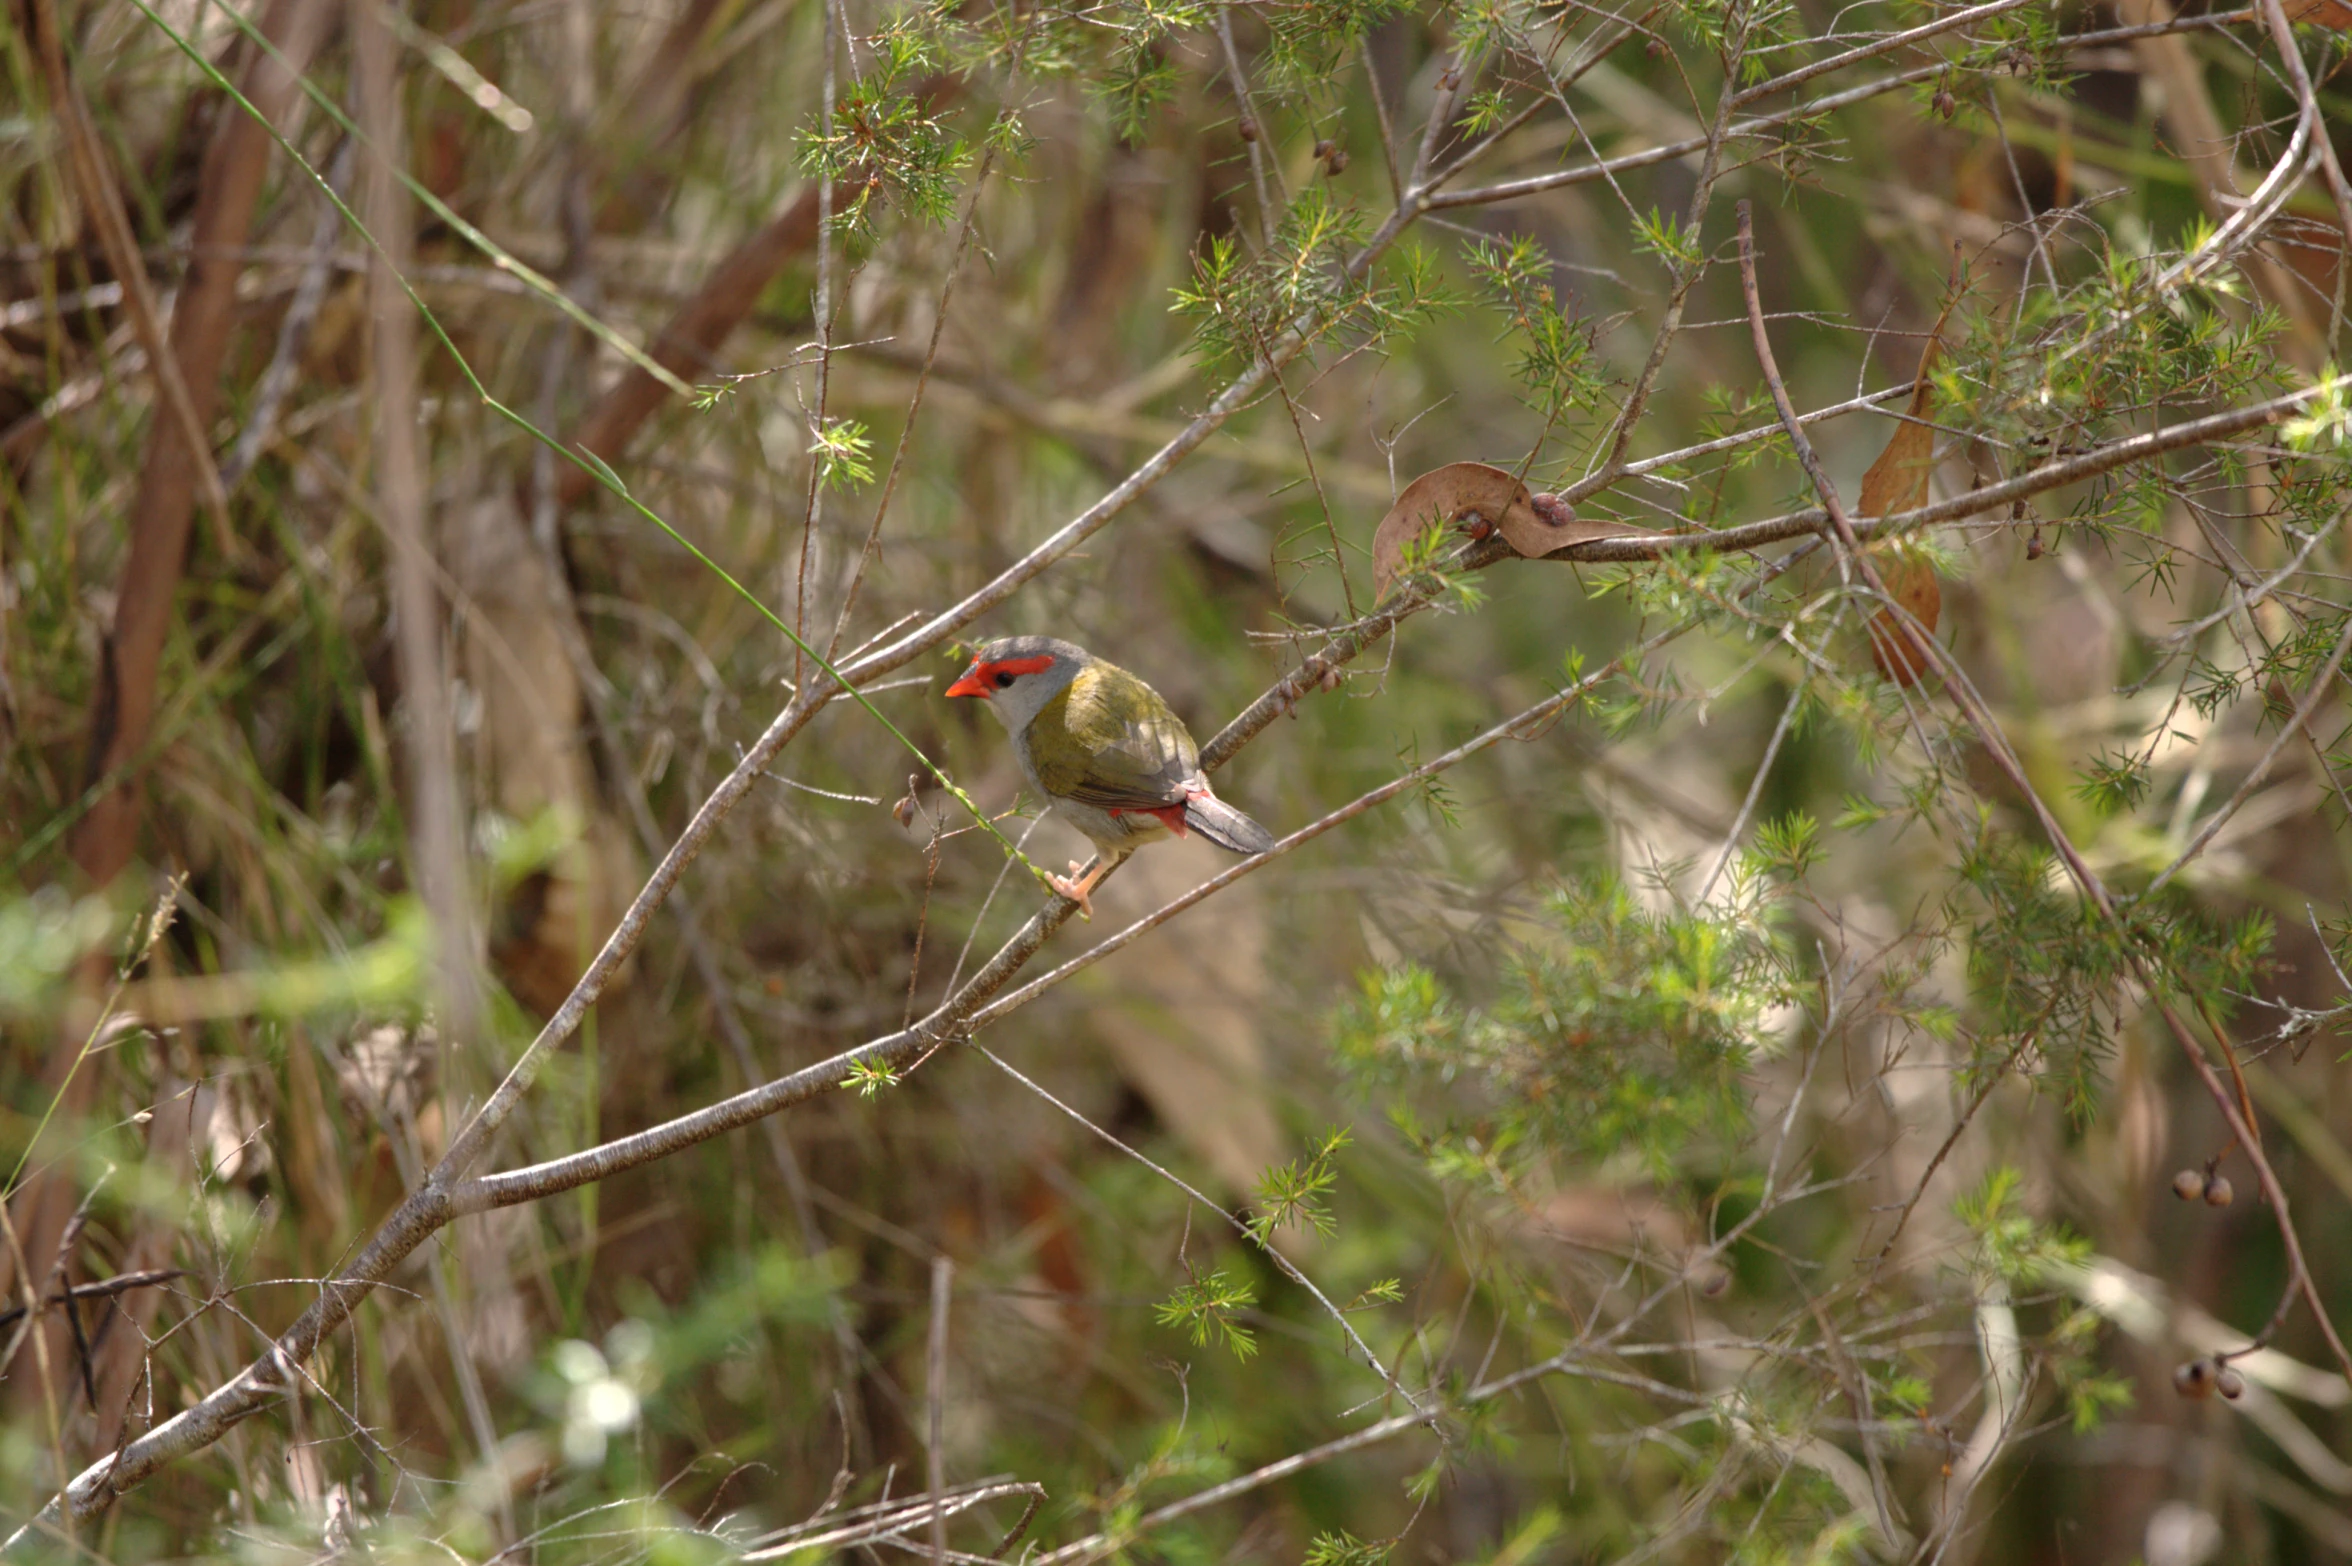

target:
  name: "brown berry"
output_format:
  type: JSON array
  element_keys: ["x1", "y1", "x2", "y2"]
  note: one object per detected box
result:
[
  {"x1": 2203, "y1": 1175, "x2": 2234, "y2": 1208},
  {"x1": 2173, "y1": 1359, "x2": 2216, "y2": 1399},
  {"x1": 2216, "y1": 1365, "x2": 2246, "y2": 1400},
  {"x1": 2171, "y1": 1170, "x2": 2206, "y2": 1202},
  {"x1": 1646, "y1": 36, "x2": 1666, "y2": 58},
  {"x1": 1531, "y1": 492, "x2": 1574, "y2": 529}
]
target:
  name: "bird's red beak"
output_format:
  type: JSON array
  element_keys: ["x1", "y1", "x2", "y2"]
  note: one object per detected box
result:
[{"x1": 946, "y1": 665, "x2": 992, "y2": 699}]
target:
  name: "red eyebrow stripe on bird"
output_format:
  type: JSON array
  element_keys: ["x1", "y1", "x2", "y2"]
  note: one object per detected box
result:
[{"x1": 975, "y1": 655, "x2": 1055, "y2": 677}]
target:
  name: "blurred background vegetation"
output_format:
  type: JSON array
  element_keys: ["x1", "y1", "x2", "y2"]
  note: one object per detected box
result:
[{"x1": 4, "y1": 0, "x2": 2352, "y2": 1561}]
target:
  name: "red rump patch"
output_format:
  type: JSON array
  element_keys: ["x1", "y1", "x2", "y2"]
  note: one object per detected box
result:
[
  {"x1": 1114, "y1": 794, "x2": 1204, "y2": 827},
  {"x1": 1109, "y1": 801, "x2": 1190, "y2": 835}
]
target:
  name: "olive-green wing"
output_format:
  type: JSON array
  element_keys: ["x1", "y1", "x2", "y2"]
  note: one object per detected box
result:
[{"x1": 1029, "y1": 664, "x2": 1199, "y2": 809}]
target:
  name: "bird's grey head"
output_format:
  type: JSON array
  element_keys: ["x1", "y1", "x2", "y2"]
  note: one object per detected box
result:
[{"x1": 945, "y1": 635, "x2": 1091, "y2": 732}]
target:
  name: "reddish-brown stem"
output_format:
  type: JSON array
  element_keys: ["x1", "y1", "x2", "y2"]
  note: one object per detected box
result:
[{"x1": 63, "y1": 0, "x2": 332, "y2": 888}]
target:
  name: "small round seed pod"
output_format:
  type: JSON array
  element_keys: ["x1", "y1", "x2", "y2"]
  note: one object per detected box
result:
[
  {"x1": 1933, "y1": 88, "x2": 1957, "y2": 120},
  {"x1": 2204, "y1": 1175, "x2": 2234, "y2": 1207},
  {"x1": 2171, "y1": 1169, "x2": 2207, "y2": 1202},
  {"x1": 2216, "y1": 1365, "x2": 2246, "y2": 1401},
  {"x1": 1325, "y1": 148, "x2": 1348, "y2": 174},
  {"x1": 1237, "y1": 116, "x2": 1260, "y2": 143},
  {"x1": 2173, "y1": 1359, "x2": 2216, "y2": 1399},
  {"x1": 1313, "y1": 138, "x2": 1334, "y2": 162}
]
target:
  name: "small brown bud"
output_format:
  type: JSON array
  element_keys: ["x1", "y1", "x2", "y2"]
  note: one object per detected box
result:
[
  {"x1": 2173, "y1": 1359, "x2": 2216, "y2": 1399},
  {"x1": 2025, "y1": 527, "x2": 2045, "y2": 561},
  {"x1": 1314, "y1": 664, "x2": 1345, "y2": 694},
  {"x1": 1313, "y1": 138, "x2": 1335, "y2": 162},
  {"x1": 1238, "y1": 116, "x2": 1259, "y2": 143},
  {"x1": 2203, "y1": 1174, "x2": 2234, "y2": 1208},
  {"x1": 1439, "y1": 65, "x2": 1461, "y2": 90},
  {"x1": 1325, "y1": 147, "x2": 1349, "y2": 174},
  {"x1": 1699, "y1": 1269, "x2": 1730, "y2": 1298},
  {"x1": 2216, "y1": 1365, "x2": 2246, "y2": 1400},
  {"x1": 1531, "y1": 492, "x2": 1574, "y2": 530},
  {"x1": 2171, "y1": 1169, "x2": 2206, "y2": 1202},
  {"x1": 893, "y1": 793, "x2": 918, "y2": 829},
  {"x1": 1933, "y1": 88, "x2": 1957, "y2": 120},
  {"x1": 1462, "y1": 509, "x2": 1496, "y2": 542},
  {"x1": 1646, "y1": 36, "x2": 1666, "y2": 58}
]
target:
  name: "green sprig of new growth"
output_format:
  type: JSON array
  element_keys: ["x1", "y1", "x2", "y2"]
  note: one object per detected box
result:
[
  {"x1": 1154, "y1": 1269, "x2": 1259, "y2": 1359},
  {"x1": 1247, "y1": 1127, "x2": 1352, "y2": 1243}
]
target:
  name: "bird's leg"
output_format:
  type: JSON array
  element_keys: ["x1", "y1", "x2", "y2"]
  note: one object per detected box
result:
[{"x1": 1047, "y1": 857, "x2": 1108, "y2": 920}]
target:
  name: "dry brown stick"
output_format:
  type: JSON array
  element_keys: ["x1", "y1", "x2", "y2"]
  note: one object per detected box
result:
[
  {"x1": 0, "y1": 1271, "x2": 186, "y2": 1335},
  {"x1": 927, "y1": 1255, "x2": 951, "y2": 1566},
  {"x1": 2257, "y1": 0, "x2": 2352, "y2": 261},
  {"x1": 1550, "y1": 382, "x2": 2345, "y2": 564},
  {"x1": 1731, "y1": 200, "x2": 2352, "y2": 1391},
  {"x1": 30, "y1": 0, "x2": 234, "y2": 552},
  {"x1": 352, "y1": 0, "x2": 476, "y2": 1053},
  {"x1": 10, "y1": 0, "x2": 326, "y2": 1448},
  {"x1": 63, "y1": 0, "x2": 332, "y2": 890},
  {"x1": 2118, "y1": 0, "x2": 2321, "y2": 357}
]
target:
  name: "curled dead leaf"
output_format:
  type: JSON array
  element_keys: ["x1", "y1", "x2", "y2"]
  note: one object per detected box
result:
[
  {"x1": 1857, "y1": 318, "x2": 1949, "y2": 687},
  {"x1": 1370, "y1": 462, "x2": 1659, "y2": 601},
  {"x1": 1867, "y1": 552, "x2": 1942, "y2": 686},
  {"x1": 2286, "y1": 0, "x2": 2352, "y2": 28}
]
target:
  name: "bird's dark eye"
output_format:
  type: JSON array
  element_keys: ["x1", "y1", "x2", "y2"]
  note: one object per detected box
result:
[{"x1": 994, "y1": 671, "x2": 1015, "y2": 689}]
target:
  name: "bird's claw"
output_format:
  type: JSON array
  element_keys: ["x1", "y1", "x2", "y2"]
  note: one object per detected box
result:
[{"x1": 1048, "y1": 862, "x2": 1097, "y2": 921}]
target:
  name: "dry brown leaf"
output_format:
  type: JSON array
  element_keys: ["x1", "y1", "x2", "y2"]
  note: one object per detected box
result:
[
  {"x1": 2286, "y1": 0, "x2": 2352, "y2": 29},
  {"x1": 1858, "y1": 328, "x2": 1947, "y2": 686},
  {"x1": 1370, "y1": 461, "x2": 1658, "y2": 602}
]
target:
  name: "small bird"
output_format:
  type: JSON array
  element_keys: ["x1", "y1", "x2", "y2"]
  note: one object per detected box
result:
[{"x1": 946, "y1": 635, "x2": 1275, "y2": 917}]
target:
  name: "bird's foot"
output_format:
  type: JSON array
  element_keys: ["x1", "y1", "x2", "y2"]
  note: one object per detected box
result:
[{"x1": 1047, "y1": 860, "x2": 1100, "y2": 921}]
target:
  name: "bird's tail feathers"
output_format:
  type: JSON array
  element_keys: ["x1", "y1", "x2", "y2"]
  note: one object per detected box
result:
[{"x1": 1184, "y1": 792, "x2": 1275, "y2": 856}]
